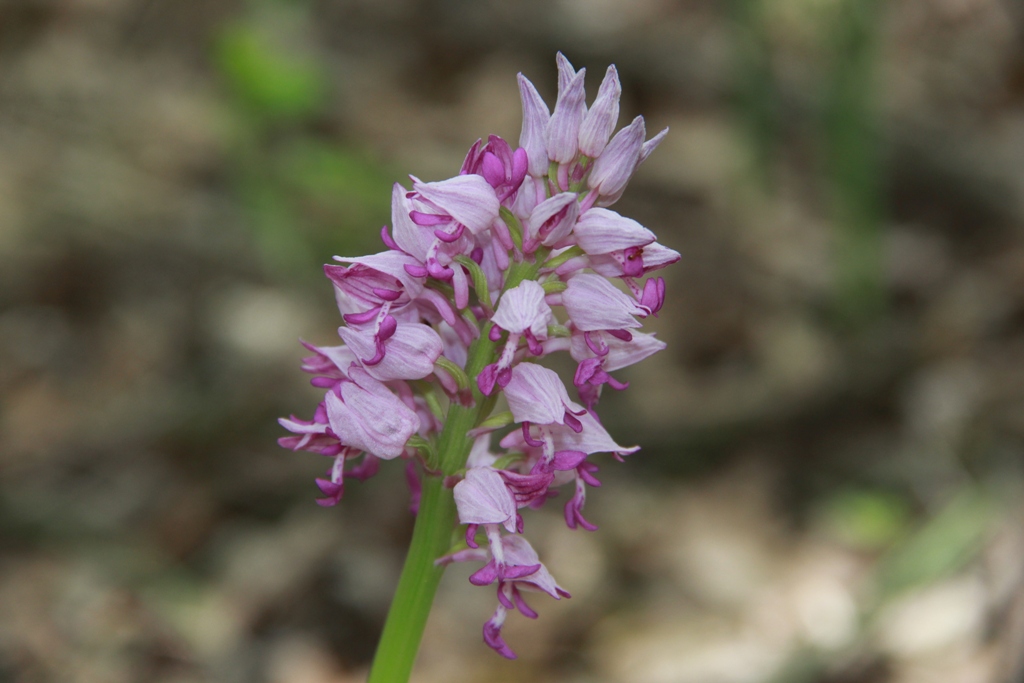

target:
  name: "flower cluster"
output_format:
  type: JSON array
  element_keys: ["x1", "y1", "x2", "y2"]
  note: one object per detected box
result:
[{"x1": 279, "y1": 53, "x2": 678, "y2": 658}]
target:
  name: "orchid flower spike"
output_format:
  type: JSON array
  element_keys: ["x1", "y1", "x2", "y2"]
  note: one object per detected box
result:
[{"x1": 279, "y1": 52, "x2": 676, "y2": 665}]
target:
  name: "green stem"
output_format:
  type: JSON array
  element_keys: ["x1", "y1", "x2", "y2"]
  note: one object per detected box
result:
[
  {"x1": 366, "y1": 476, "x2": 455, "y2": 683},
  {"x1": 365, "y1": 254, "x2": 549, "y2": 681},
  {"x1": 367, "y1": 317, "x2": 502, "y2": 681}
]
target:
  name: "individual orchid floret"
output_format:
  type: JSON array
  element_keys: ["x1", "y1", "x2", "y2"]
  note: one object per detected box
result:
[
  {"x1": 279, "y1": 402, "x2": 384, "y2": 508},
  {"x1": 478, "y1": 281, "x2": 553, "y2": 395},
  {"x1": 490, "y1": 280, "x2": 552, "y2": 343},
  {"x1": 524, "y1": 192, "x2": 580, "y2": 252},
  {"x1": 462, "y1": 135, "x2": 529, "y2": 204},
  {"x1": 570, "y1": 328, "x2": 666, "y2": 370},
  {"x1": 586, "y1": 115, "x2": 645, "y2": 200},
  {"x1": 467, "y1": 534, "x2": 570, "y2": 659},
  {"x1": 324, "y1": 251, "x2": 424, "y2": 322},
  {"x1": 584, "y1": 241, "x2": 681, "y2": 280},
  {"x1": 324, "y1": 366, "x2": 420, "y2": 459},
  {"x1": 573, "y1": 207, "x2": 657, "y2": 277},
  {"x1": 500, "y1": 408, "x2": 639, "y2": 461},
  {"x1": 297, "y1": 340, "x2": 357, "y2": 387},
  {"x1": 410, "y1": 175, "x2": 501, "y2": 239},
  {"x1": 470, "y1": 534, "x2": 568, "y2": 599},
  {"x1": 337, "y1": 320, "x2": 443, "y2": 381},
  {"x1": 454, "y1": 467, "x2": 518, "y2": 534},
  {"x1": 592, "y1": 124, "x2": 669, "y2": 208},
  {"x1": 578, "y1": 65, "x2": 621, "y2": 158},
  {"x1": 573, "y1": 207, "x2": 655, "y2": 256}
]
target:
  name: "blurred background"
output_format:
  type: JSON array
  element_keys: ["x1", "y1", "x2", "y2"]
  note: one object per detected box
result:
[{"x1": 2, "y1": 0, "x2": 1024, "y2": 681}]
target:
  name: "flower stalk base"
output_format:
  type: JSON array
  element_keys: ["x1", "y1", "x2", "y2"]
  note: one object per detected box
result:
[{"x1": 366, "y1": 475, "x2": 455, "y2": 683}]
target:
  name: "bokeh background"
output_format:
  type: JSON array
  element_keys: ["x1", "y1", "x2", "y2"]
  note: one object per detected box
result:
[{"x1": 3, "y1": 0, "x2": 1024, "y2": 681}]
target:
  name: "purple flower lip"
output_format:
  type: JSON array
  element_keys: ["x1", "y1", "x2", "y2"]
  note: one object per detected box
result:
[
  {"x1": 342, "y1": 308, "x2": 379, "y2": 325},
  {"x1": 410, "y1": 211, "x2": 451, "y2": 226},
  {"x1": 433, "y1": 224, "x2": 465, "y2": 243},
  {"x1": 371, "y1": 287, "x2": 402, "y2": 302},
  {"x1": 522, "y1": 422, "x2": 544, "y2": 448},
  {"x1": 640, "y1": 277, "x2": 666, "y2": 315}
]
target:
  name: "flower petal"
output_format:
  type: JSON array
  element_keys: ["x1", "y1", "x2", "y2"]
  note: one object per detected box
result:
[
  {"x1": 574, "y1": 208, "x2": 656, "y2": 255},
  {"x1": 413, "y1": 175, "x2": 500, "y2": 235},
  {"x1": 578, "y1": 65, "x2": 621, "y2": 158},
  {"x1": 517, "y1": 75, "x2": 552, "y2": 178},
  {"x1": 504, "y1": 362, "x2": 584, "y2": 426},
  {"x1": 562, "y1": 273, "x2": 644, "y2": 331},
  {"x1": 325, "y1": 367, "x2": 419, "y2": 459},
  {"x1": 338, "y1": 322, "x2": 443, "y2": 381},
  {"x1": 492, "y1": 280, "x2": 552, "y2": 337}
]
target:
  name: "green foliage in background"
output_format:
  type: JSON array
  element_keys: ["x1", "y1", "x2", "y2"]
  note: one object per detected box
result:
[
  {"x1": 875, "y1": 487, "x2": 994, "y2": 599},
  {"x1": 819, "y1": 488, "x2": 910, "y2": 551},
  {"x1": 729, "y1": 0, "x2": 781, "y2": 191},
  {"x1": 214, "y1": 3, "x2": 391, "y2": 279},
  {"x1": 823, "y1": 0, "x2": 885, "y2": 327},
  {"x1": 216, "y1": 21, "x2": 325, "y2": 122},
  {"x1": 729, "y1": 0, "x2": 886, "y2": 327}
]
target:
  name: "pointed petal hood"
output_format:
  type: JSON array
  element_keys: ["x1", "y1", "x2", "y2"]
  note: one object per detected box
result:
[
  {"x1": 546, "y1": 57, "x2": 587, "y2": 164},
  {"x1": 454, "y1": 467, "x2": 518, "y2": 532},
  {"x1": 491, "y1": 280, "x2": 552, "y2": 338},
  {"x1": 517, "y1": 75, "x2": 551, "y2": 178},
  {"x1": 573, "y1": 207, "x2": 656, "y2": 255},
  {"x1": 503, "y1": 362, "x2": 585, "y2": 426},
  {"x1": 587, "y1": 115, "x2": 645, "y2": 198},
  {"x1": 578, "y1": 65, "x2": 621, "y2": 158},
  {"x1": 561, "y1": 273, "x2": 645, "y2": 331}
]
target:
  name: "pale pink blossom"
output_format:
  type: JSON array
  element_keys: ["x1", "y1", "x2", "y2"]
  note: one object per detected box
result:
[{"x1": 324, "y1": 367, "x2": 419, "y2": 459}]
